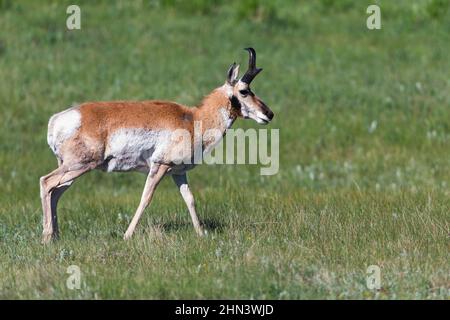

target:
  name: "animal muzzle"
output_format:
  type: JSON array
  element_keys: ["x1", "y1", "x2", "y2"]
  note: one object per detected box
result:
[{"x1": 258, "y1": 102, "x2": 274, "y2": 123}]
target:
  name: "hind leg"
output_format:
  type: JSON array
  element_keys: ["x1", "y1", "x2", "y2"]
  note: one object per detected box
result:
[
  {"x1": 48, "y1": 181, "x2": 72, "y2": 241},
  {"x1": 40, "y1": 163, "x2": 95, "y2": 243},
  {"x1": 40, "y1": 167, "x2": 63, "y2": 242}
]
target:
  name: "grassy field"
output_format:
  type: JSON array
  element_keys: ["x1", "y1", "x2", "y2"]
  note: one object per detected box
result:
[{"x1": 0, "y1": 0, "x2": 449, "y2": 299}]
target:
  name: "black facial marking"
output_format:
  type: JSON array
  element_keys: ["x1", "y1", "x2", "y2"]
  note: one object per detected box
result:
[{"x1": 230, "y1": 95, "x2": 241, "y2": 109}]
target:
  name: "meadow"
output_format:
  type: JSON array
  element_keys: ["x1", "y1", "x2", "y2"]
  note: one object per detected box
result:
[{"x1": 0, "y1": 0, "x2": 448, "y2": 299}]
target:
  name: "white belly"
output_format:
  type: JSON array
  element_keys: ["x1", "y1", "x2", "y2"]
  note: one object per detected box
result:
[
  {"x1": 104, "y1": 128, "x2": 172, "y2": 172},
  {"x1": 104, "y1": 128, "x2": 196, "y2": 173}
]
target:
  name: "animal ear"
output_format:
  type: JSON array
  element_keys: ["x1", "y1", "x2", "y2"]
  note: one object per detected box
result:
[{"x1": 226, "y1": 63, "x2": 240, "y2": 85}]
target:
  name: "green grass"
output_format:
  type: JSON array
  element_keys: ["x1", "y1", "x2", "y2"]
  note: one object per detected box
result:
[{"x1": 0, "y1": 0, "x2": 449, "y2": 299}]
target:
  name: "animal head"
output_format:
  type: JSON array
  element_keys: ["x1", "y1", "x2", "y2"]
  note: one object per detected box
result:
[{"x1": 225, "y1": 48, "x2": 274, "y2": 125}]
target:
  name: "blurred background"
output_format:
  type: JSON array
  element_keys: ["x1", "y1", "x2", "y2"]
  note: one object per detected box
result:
[{"x1": 0, "y1": 0, "x2": 448, "y2": 299}]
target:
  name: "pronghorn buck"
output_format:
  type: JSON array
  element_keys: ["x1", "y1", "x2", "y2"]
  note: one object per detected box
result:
[{"x1": 40, "y1": 48, "x2": 274, "y2": 243}]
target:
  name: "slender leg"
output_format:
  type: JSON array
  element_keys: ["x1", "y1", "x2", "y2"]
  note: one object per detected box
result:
[
  {"x1": 172, "y1": 173, "x2": 204, "y2": 236},
  {"x1": 40, "y1": 164, "x2": 93, "y2": 243},
  {"x1": 48, "y1": 181, "x2": 72, "y2": 240},
  {"x1": 124, "y1": 163, "x2": 169, "y2": 240},
  {"x1": 40, "y1": 168, "x2": 62, "y2": 242}
]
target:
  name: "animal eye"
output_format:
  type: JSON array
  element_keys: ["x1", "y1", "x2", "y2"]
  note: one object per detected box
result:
[{"x1": 239, "y1": 90, "x2": 249, "y2": 96}]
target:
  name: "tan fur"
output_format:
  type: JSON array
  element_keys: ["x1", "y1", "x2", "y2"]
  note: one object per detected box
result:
[
  {"x1": 79, "y1": 100, "x2": 195, "y2": 137},
  {"x1": 195, "y1": 88, "x2": 240, "y2": 134}
]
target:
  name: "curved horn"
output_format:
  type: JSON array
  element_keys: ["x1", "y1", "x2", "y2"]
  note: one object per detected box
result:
[{"x1": 241, "y1": 47, "x2": 263, "y2": 84}]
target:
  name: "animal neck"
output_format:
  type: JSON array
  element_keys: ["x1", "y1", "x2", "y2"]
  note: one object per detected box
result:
[{"x1": 194, "y1": 85, "x2": 238, "y2": 135}]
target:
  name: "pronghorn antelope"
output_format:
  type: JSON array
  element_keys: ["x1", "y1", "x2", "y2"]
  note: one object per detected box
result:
[{"x1": 40, "y1": 48, "x2": 274, "y2": 243}]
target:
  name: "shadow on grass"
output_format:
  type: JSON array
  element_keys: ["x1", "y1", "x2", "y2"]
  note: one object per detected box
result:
[
  {"x1": 106, "y1": 218, "x2": 226, "y2": 239},
  {"x1": 161, "y1": 218, "x2": 226, "y2": 234}
]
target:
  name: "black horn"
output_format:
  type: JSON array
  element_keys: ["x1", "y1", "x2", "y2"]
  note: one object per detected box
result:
[{"x1": 241, "y1": 47, "x2": 263, "y2": 84}]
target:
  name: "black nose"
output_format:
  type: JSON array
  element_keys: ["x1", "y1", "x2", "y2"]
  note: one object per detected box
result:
[{"x1": 265, "y1": 110, "x2": 274, "y2": 120}]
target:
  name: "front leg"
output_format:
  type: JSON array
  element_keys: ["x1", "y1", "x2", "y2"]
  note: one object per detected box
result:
[
  {"x1": 172, "y1": 173, "x2": 204, "y2": 236},
  {"x1": 124, "y1": 163, "x2": 169, "y2": 240}
]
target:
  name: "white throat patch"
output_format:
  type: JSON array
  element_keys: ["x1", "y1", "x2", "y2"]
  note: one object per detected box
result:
[{"x1": 219, "y1": 107, "x2": 234, "y2": 129}]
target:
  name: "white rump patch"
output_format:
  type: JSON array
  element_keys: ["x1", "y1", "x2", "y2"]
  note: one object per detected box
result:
[{"x1": 47, "y1": 107, "x2": 81, "y2": 155}]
